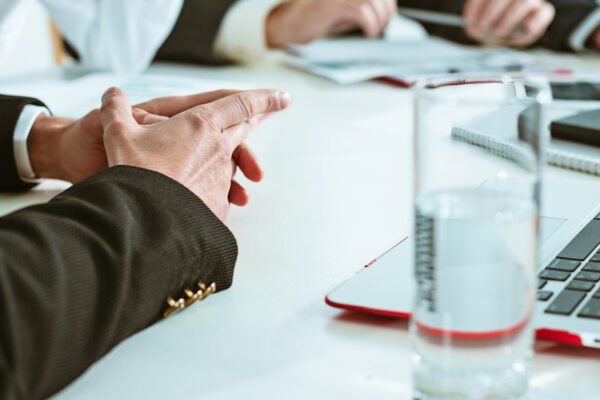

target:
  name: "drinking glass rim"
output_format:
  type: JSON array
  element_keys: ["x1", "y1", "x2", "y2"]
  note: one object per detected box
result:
[{"x1": 413, "y1": 73, "x2": 552, "y2": 106}]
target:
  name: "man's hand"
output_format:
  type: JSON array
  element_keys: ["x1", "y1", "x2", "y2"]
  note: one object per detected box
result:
[
  {"x1": 28, "y1": 110, "x2": 108, "y2": 183},
  {"x1": 26, "y1": 90, "x2": 267, "y2": 185},
  {"x1": 99, "y1": 87, "x2": 290, "y2": 221},
  {"x1": 463, "y1": 0, "x2": 555, "y2": 47},
  {"x1": 266, "y1": 0, "x2": 397, "y2": 48},
  {"x1": 28, "y1": 102, "x2": 169, "y2": 183},
  {"x1": 589, "y1": 26, "x2": 600, "y2": 49}
]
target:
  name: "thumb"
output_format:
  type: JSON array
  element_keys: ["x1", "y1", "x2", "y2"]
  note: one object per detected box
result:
[{"x1": 100, "y1": 87, "x2": 137, "y2": 131}]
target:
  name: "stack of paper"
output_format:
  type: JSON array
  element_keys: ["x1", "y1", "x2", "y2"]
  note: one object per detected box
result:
[{"x1": 285, "y1": 37, "x2": 559, "y2": 85}]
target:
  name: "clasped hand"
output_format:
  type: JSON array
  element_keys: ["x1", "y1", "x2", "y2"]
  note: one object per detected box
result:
[{"x1": 29, "y1": 88, "x2": 290, "y2": 221}]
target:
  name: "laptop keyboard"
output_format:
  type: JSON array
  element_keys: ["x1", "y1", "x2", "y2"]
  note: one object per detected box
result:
[{"x1": 538, "y1": 216, "x2": 600, "y2": 320}]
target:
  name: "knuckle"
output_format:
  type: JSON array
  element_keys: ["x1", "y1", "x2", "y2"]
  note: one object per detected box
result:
[
  {"x1": 190, "y1": 108, "x2": 216, "y2": 131},
  {"x1": 237, "y1": 94, "x2": 256, "y2": 117},
  {"x1": 264, "y1": 94, "x2": 277, "y2": 113}
]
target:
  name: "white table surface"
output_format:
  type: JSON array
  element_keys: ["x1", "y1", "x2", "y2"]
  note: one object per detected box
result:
[{"x1": 1, "y1": 52, "x2": 600, "y2": 400}]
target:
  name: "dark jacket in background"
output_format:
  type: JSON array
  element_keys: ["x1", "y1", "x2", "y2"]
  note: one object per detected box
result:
[
  {"x1": 64, "y1": 0, "x2": 238, "y2": 65},
  {"x1": 155, "y1": 0, "x2": 238, "y2": 64}
]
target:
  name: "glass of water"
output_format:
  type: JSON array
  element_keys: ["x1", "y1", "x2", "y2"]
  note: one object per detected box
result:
[{"x1": 410, "y1": 74, "x2": 551, "y2": 400}]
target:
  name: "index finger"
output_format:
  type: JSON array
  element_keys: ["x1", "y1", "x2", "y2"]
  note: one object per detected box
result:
[
  {"x1": 463, "y1": 0, "x2": 487, "y2": 25},
  {"x1": 495, "y1": 0, "x2": 540, "y2": 37},
  {"x1": 478, "y1": 0, "x2": 513, "y2": 31},
  {"x1": 187, "y1": 89, "x2": 291, "y2": 131},
  {"x1": 134, "y1": 89, "x2": 241, "y2": 117}
]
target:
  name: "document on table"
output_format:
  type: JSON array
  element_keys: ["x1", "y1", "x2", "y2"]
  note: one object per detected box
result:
[
  {"x1": 0, "y1": 73, "x2": 250, "y2": 118},
  {"x1": 285, "y1": 37, "x2": 559, "y2": 85}
]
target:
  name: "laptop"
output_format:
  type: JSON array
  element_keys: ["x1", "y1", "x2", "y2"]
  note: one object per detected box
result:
[{"x1": 326, "y1": 106, "x2": 600, "y2": 349}]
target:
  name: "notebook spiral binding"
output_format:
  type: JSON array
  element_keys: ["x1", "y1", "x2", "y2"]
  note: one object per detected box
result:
[{"x1": 452, "y1": 127, "x2": 600, "y2": 177}]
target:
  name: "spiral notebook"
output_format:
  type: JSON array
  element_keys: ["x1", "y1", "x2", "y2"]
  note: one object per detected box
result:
[{"x1": 452, "y1": 126, "x2": 600, "y2": 176}]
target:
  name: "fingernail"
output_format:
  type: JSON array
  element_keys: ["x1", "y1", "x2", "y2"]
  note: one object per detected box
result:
[
  {"x1": 275, "y1": 90, "x2": 291, "y2": 109},
  {"x1": 102, "y1": 87, "x2": 121, "y2": 103}
]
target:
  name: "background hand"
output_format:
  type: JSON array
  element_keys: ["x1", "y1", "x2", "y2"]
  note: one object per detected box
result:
[
  {"x1": 266, "y1": 0, "x2": 397, "y2": 48},
  {"x1": 589, "y1": 26, "x2": 600, "y2": 49},
  {"x1": 463, "y1": 0, "x2": 555, "y2": 47},
  {"x1": 99, "y1": 87, "x2": 290, "y2": 221}
]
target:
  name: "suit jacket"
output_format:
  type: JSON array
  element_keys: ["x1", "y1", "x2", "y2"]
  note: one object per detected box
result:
[
  {"x1": 542, "y1": 0, "x2": 599, "y2": 51},
  {"x1": 0, "y1": 96, "x2": 238, "y2": 399},
  {"x1": 154, "y1": 0, "x2": 238, "y2": 65},
  {"x1": 0, "y1": 95, "x2": 46, "y2": 191},
  {"x1": 63, "y1": 0, "x2": 238, "y2": 66},
  {"x1": 399, "y1": 0, "x2": 600, "y2": 51}
]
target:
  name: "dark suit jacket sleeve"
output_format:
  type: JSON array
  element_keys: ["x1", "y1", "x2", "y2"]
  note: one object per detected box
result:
[
  {"x1": 0, "y1": 95, "x2": 48, "y2": 192},
  {"x1": 0, "y1": 166, "x2": 237, "y2": 400},
  {"x1": 542, "y1": 0, "x2": 600, "y2": 51},
  {"x1": 154, "y1": 0, "x2": 238, "y2": 65}
]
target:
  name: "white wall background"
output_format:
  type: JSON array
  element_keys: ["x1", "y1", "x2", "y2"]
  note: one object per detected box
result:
[{"x1": 0, "y1": 0, "x2": 54, "y2": 79}]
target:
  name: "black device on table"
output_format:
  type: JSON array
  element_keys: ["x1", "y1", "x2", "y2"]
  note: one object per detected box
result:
[
  {"x1": 551, "y1": 82, "x2": 600, "y2": 101},
  {"x1": 551, "y1": 109, "x2": 600, "y2": 147}
]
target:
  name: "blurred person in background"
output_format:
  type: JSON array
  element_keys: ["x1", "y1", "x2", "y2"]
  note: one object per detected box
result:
[
  {"x1": 7, "y1": 0, "x2": 599, "y2": 76},
  {"x1": 29, "y1": 0, "x2": 398, "y2": 71},
  {"x1": 400, "y1": 0, "x2": 600, "y2": 51}
]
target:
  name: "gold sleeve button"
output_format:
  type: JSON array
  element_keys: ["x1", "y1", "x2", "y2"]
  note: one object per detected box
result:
[{"x1": 163, "y1": 281, "x2": 217, "y2": 318}]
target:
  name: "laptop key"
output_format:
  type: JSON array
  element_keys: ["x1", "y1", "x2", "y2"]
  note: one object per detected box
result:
[
  {"x1": 591, "y1": 253, "x2": 600, "y2": 263},
  {"x1": 575, "y1": 271, "x2": 600, "y2": 282},
  {"x1": 583, "y1": 262, "x2": 600, "y2": 273},
  {"x1": 537, "y1": 291, "x2": 553, "y2": 301},
  {"x1": 558, "y1": 220, "x2": 600, "y2": 261},
  {"x1": 538, "y1": 279, "x2": 547, "y2": 289},
  {"x1": 577, "y1": 298, "x2": 600, "y2": 320},
  {"x1": 595, "y1": 289, "x2": 600, "y2": 299},
  {"x1": 566, "y1": 280, "x2": 595, "y2": 292},
  {"x1": 545, "y1": 290, "x2": 586, "y2": 315},
  {"x1": 547, "y1": 259, "x2": 580, "y2": 272},
  {"x1": 539, "y1": 269, "x2": 570, "y2": 281}
]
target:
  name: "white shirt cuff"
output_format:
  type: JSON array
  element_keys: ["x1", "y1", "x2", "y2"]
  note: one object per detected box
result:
[
  {"x1": 213, "y1": 0, "x2": 285, "y2": 64},
  {"x1": 13, "y1": 105, "x2": 49, "y2": 182},
  {"x1": 569, "y1": 6, "x2": 600, "y2": 51}
]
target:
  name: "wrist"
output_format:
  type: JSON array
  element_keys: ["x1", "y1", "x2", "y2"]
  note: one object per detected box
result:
[
  {"x1": 28, "y1": 114, "x2": 72, "y2": 180},
  {"x1": 266, "y1": 3, "x2": 291, "y2": 48}
]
